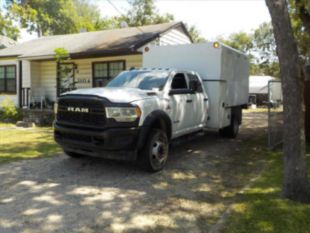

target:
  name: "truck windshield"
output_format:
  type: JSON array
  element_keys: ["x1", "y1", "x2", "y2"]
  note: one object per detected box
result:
[{"x1": 107, "y1": 70, "x2": 169, "y2": 91}]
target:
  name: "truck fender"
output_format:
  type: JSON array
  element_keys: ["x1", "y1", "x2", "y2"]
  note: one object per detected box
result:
[{"x1": 137, "y1": 110, "x2": 172, "y2": 150}]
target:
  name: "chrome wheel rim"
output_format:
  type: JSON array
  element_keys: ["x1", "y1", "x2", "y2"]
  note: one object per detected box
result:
[{"x1": 150, "y1": 138, "x2": 168, "y2": 169}]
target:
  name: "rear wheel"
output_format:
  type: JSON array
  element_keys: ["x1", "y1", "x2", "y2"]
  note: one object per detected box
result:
[
  {"x1": 219, "y1": 115, "x2": 239, "y2": 138},
  {"x1": 64, "y1": 151, "x2": 84, "y2": 159},
  {"x1": 139, "y1": 129, "x2": 169, "y2": 172}
]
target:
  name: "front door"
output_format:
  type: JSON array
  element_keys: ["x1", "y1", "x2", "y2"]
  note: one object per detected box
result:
[
  {"x1": 169, "y1": 73, "x2": 189, "y2": 136},
  {"x1": 187, "y1": 73, "x2": 206, "y2": 127}
]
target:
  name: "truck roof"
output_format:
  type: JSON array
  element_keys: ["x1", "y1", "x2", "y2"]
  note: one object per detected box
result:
[{"x1": 128, "y1": 67, "x2": 199, "y2": 75}]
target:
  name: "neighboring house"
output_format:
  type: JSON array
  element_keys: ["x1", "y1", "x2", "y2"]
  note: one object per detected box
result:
[
  {"x1": 0, "y1": 22, "x2": 192, "y2": 108},
  {"x1": 0, "y1": 35, "x2": 16, "y2": 49},
  {"x1": 249, "y1": 75, "x2": 277, "y2": 105}
]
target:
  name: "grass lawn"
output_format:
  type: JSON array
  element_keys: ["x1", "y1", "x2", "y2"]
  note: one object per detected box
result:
[
  {"x1": 0, "y1": 123, "x2": 61, "y2": 164},
  {"x1": 0, "y1": 122, "x2": 14, "y2": 128},
  {"x1": 221, "y1": 142, "x2": 310, "y2": 233}
]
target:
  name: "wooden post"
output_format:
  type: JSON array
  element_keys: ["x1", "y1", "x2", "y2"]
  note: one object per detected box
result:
[{"x1": 18, "y1": 61, "x2": 23, "y2": 108}]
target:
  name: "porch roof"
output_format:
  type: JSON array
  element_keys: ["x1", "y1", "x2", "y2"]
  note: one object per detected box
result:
[{"x1": 0, "y1": 22, "x2": 190, "y2": 59}]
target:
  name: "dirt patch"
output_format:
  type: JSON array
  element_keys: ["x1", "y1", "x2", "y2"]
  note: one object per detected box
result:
[{"x1": 0, "y1": 111, "x2": 268, "y2": 233}]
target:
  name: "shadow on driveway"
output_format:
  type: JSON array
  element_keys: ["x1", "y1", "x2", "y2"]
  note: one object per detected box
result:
[{"x1": 0, "y1": 112, "x2": 268, "y2": 233}]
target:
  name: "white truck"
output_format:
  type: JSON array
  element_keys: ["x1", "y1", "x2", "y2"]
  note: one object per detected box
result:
[{"x1": 54, "y1": 42, "x2": 249, "y2": 172}]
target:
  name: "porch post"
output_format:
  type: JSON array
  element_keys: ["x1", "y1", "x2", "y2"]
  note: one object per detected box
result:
[
  {"x1": 56, "y1": 61, "x2": 60, "y2": 97},
  {"x1": 18, "y1": 60, "x2": 23, "y2": 108}
]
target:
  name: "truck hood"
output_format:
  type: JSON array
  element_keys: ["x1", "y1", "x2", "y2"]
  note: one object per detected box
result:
[{"x1": 63, "y1": 87, "x2": 156, "y2": 103}]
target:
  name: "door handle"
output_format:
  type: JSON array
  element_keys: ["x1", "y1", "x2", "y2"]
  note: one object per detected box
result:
[{"x1": 186, "y1": 99, "x2": 193, "y2": 103}]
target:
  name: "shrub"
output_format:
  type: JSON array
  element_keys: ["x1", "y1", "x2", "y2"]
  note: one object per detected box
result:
[{"x1": 0, "y1": 97, "x2": 22, "y2": 122}]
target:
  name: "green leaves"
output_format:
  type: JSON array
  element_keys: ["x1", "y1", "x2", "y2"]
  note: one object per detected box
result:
[
  {"x1": 185, "y1": 24, "x2": 206, "y2": 43},
  {"x1": 217, "y1": 23, "x2": 279, "y2": 77},
  {"x1": 6, "y1": 0, "x2": 97, "y2": 36},
  {"x1": 120, "y1": 0, "x2": 174, "y2": 27},
  {"x1": 289, "y1": 0, "x2": 310, "y2": 64},
  {"x1": 0, "y1": 6, "x2": 19, "y2": 40},
  {"x1": 54, "y1": 47, "x2": 69, "y2": 63},
  {"x1": 218, "y1": 32, "x2": 254, "y2": 55},
  {"x1": 2, "y1": 0, "x2": 206, "y2": 43}
]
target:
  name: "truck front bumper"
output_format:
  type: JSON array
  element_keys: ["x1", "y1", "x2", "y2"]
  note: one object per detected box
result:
[{"x1": 54, "y1": 123, "x2": 140, "y2": 161}]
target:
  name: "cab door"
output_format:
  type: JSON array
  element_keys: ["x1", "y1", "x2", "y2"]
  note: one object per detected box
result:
[
  {"x1": 168, "y1": 73, "x2": 189, "y2": 137},
  {"x1": 187, "y1": 73, "x2": 207, "y2": 128}
]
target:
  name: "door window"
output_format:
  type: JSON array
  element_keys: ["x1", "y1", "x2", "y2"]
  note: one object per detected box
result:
[
  {"x1": 171, "y1": 73, "x2": 188, "y2": 89},
  {"x1": 188, "y1": 73, "x2": 203, "y2": 93}
]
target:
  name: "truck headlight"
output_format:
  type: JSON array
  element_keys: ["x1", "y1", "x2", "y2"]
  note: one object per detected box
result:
[{"x1": 105, "y1": 107, "x2": 141, "y2": 122}]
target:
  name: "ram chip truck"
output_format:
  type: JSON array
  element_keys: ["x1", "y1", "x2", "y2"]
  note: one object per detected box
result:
[{"x1": 54, "y1": 42, "x2": 249, "y2": 171}]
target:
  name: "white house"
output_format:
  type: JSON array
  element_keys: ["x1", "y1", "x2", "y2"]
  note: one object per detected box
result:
[{"x1": 0, "y1": 22, "x2": 192, "y2": 108}]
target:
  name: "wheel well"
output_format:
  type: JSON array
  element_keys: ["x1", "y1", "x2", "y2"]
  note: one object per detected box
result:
[{"x1": 150, "y1": 118, "x2": 172, "y2": 139}]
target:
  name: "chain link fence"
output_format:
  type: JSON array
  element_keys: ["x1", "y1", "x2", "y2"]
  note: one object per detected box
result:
[{"x1": 268, "y1": 80, "x2": 283, "y2": 149}]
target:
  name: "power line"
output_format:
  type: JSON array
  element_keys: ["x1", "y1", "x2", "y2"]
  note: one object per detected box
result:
[
  {"x1": 106, "y1": 0, "x2": 125, "y2": 16},
  {"x1": 105, "y1": 0, "x2": 145, "y2": 33}
]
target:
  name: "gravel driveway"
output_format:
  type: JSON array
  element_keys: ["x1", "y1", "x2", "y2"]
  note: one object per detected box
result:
[{"x1": 0, "y1": 111, "x2": 267, "y2": 233}]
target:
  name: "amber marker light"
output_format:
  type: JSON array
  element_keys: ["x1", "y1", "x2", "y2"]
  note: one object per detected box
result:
[
  {"x1": 135, "y1": 106, "x2": 142, "y2": 118},
  {"x1": 213, "y1": 42, "x2": 220, "y2": 48}
]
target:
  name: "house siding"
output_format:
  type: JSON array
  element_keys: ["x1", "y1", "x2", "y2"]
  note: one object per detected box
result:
[
  {"x1": 0, "y1": 59, "x2": 19, "y2": 106},
  {"x1": 34, "y1": 54, "x2": 143, "y2": 101},
  {"x1": 22, "y1": 60, "x2": 31, "y2": 88},
  {"x1": 138, "y1": 28, "x2": 191, "y2": 53},
  {"x1": 40, "y1": 61, "x2": 57, "y2": 101},
  {"x1": 159, "y1": 29, "x2": 192, "y2": 45},
  {"x1": 31, "y1": 62, "x2": 41, "y2": 91},
  {"x1": 74, "y1": 54, "x2": 142, "y2": 90},
  {"x1": 0, "y1": 25, "x2": 192, "y2": 106}
]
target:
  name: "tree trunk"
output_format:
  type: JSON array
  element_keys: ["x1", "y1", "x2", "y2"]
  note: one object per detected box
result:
[
  {"x1": 265, "y1": 0, "x2": 310, "y2": 202},
  {"x1": 305, "y1": 65, "x2": 310, "y2": 143}
]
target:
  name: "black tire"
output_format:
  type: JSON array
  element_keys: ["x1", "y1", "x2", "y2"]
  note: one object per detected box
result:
[
  {"x1": 64, "y1": 151, "x2": 84, "y2": 159},
  {"x1": 138, "y1": 129, "x2": 169, "y2": 172},
  {"x1": 219, "y1": 115, "x2": 239, "y2": 138}
]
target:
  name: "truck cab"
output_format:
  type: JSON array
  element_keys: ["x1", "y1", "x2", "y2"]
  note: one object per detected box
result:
[{"x1": 54, "y1": 69, "x2": 208, "y2": 172}]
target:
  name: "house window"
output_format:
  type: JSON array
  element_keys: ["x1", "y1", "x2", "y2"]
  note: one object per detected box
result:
[
  {"x1": 0, "y1": 65, "x2": 16, "y2": 93},
  {"x1": 93, "y1": 61, "x2": 125, "y2": 87}
]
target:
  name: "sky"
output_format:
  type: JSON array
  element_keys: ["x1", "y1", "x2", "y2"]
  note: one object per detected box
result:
[{"x1": 20, "y1": 0, "x2": 271, "y2": 42}]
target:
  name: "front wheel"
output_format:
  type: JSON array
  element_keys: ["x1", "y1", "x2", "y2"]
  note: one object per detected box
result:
[{"x1": 138, "y1": 129, "x2": 169, "y2": 172}]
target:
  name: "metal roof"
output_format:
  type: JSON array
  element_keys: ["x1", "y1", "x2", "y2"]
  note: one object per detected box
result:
[
  {"x1": 0, "y1": 22, "x2": 190, "y2": 59},
  {"x1": 249, "y1": 76, "x2": 276, "y2": 94}
]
